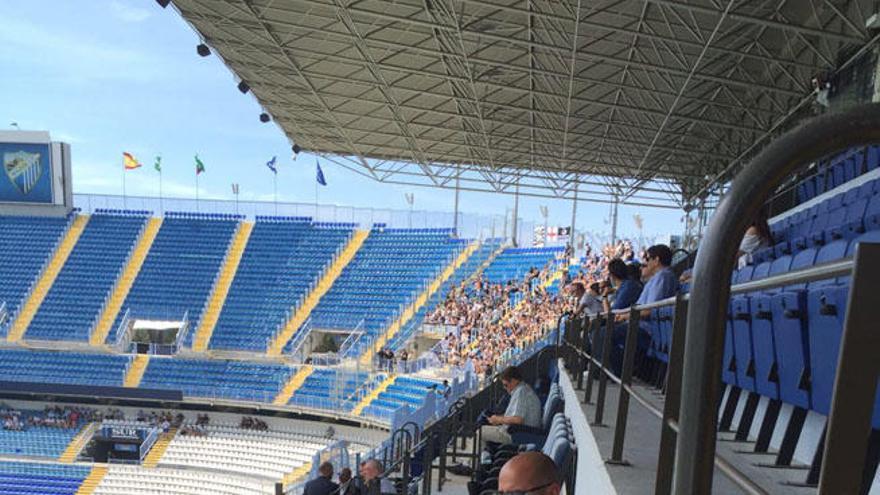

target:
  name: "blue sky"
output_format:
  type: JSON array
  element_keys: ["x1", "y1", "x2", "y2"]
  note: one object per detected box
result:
[{"x1": 0, "y1": 0, "x2": 684, "y2": 240}]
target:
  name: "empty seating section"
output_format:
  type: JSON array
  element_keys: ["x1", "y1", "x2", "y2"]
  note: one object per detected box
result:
[
  {"x1": 0, "y1": 461, "x2": 90, "y2": 495},
  {"x1": 796, "y1": 145, "x2": 878, "y2": 203},
  {"x1": 385, "y1": 239, "x2": 501, "y2": 351},
  {"x1": 482, "y1": 246, "x2": 563, "y2": 285},
  {"x1": 94, "y1": 465, "x2": 270, "y2": 495},
  {"x1": 362, "y1": 376, "x2": 439, "y2": 420},
  {"x1": 0, "y1": 215, "x2": 69, "y2": 330},
  {"x1": 287, "y1": 368, "x2": 370, "y2": 410},
  {"x1": 0, "y1": 349, "x2": 130, "y2": 387},
  {"x1": 160, "y1": 424, "x2": 327, "y2": 481},
  {"x1": 138, "y1": 357, "x2": 294, "y2": 402},
  {"x1": 209, "y1": 218, "x2": 353, "y2": 351},
  {"x1": 109, "y1": 213, "x2": 239, "y2": 346},
  {"x1": 310, "y1": 228, "x2": 462, "y2": 355},
  {"x1": 26, "y1": 211, "x2": 148, "y2": 341},
  {"x1": 716, "y1": 173, "x2": 880, "y2": 428}
]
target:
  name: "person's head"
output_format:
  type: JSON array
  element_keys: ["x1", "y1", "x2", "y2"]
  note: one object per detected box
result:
[
  {"x1": 318, "y1": 461, "x2": 333, "y2": 479},
  {"x1": 588, "y1": 282, "x2": 600, "y2": 295},
  {"x1": 643, "y1": 244, "x2": 673, "y2": 277},
  {"x1": 500, "y1": 366, "x2": 523, "y2": 393},
  {"x1": 626, "y1": 262, "x2": 642, "y2": 282},
  {"x1": 498, "y1": 452, "x2": 561, "y2": 495},
  {"x1": 607, "y1": 258, "x2": 628, "y2": 284},
  {"x1": 339, "y1": 467, "x2": 352, "y2": 483},
  {"x1": 361, "y1": 459, "x2": 383, "y2": 481},
  {"x1": 749, "y1": 207, "x2": 773, "y2": 244}
]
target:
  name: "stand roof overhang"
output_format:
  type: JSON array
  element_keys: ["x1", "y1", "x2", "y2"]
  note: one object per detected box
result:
[{"x1": 172, "y1": 0, "x2": 878, "y2": 209}]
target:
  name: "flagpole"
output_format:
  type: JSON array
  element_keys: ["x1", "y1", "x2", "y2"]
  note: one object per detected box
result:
[
  {"x1": 274, "y1": 173, "x2": 278, "y2": 215},
  {"x1": 196, "y1": 172, "x2": 200, "y2": 212},
  {"x1": 159, "y1": 169, "x2": 163, "y2": 215},
  {"x1": 122, "y1": 167, "x2": 127, "y2": 209}
]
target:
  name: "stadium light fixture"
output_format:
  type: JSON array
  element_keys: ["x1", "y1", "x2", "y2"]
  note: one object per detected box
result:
[
  {"x1": 156, "y1": 0, "x2": 171, "y2": 7},
  {"x1": 292, "y1": 144, "x2": 302, "y2": 159},
  {"x1": 259, "y1": 113, "x2": 271, "y2": 123},
  {"x1": 196, "y1": 43, "x2": 211, "y2": 57},
  {"x1": 237, "y1": 81, "x2": 250, "y2": 94}
]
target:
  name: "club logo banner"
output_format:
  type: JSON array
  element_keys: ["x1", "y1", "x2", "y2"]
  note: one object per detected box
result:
[{"x1": 0, "y1": 143, "x2": 52, "y2": 203}]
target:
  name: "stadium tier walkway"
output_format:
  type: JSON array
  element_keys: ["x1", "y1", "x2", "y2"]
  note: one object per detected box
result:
[
  {"x1": 89, "y1": 217, "x2": 162, "y2": 346},
  {"x1": 359, "y1": 241, "x2": 478, "y2": 365},
  {"x1": 192, "y1": 222, "x2": 253, "y2": 351},
  {"x1": 8, "y1": 215, "x2": 89, "y2": 343},
  {"x1": 267, "y1": 230, "x2": 369, "y2": 355}
]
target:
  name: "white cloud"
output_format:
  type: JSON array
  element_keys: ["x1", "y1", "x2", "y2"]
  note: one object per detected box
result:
[{"x1": 108, "y1": 1, "x2": 151, "y2": 23}]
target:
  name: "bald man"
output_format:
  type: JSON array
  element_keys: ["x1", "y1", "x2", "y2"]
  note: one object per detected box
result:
[{"x1": 498, "y1": 452, "x2": 561, "y2": 495}]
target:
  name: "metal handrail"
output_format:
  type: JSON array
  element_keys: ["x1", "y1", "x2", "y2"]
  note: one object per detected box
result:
[
  {"x1": 607, "y1": 256, "x2": 854, "y2": 316},
  {"x1": 677, "y1": 103, "x2": 880, "y2": 494}
]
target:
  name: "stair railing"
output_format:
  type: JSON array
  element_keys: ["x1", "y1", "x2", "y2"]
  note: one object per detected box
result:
[
  {"x1": 112, "y1": 308, "x2": 132, "y2": 351},
  {"x1": 285, "y1": 316, "x2": 314, "y2": 362},
  {"x1": 95, "y1": 218, "x2": 148, "y2": 341}
]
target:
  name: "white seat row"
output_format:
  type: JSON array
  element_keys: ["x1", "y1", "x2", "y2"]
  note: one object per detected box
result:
[
  {"x1": 159, "y1": 425, "x2": 329, "y2": 480},
  {"x1": 93, "y1": 465, "x2": 273, "y2": 495}
]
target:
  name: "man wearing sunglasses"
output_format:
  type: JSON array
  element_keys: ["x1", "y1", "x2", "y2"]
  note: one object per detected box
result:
[{"x1": 495, "y1": 452, "x2": 561, "y2": 495}]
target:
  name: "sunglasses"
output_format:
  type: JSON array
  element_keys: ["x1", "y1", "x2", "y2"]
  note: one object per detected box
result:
[{"x1": 483, "y1": 481, "x2": 556, "y2": 495}]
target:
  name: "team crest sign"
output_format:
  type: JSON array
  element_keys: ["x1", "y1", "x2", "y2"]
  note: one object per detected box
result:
[{"x1": 3, "y1": 150, "x2": 43, "y2": 195}]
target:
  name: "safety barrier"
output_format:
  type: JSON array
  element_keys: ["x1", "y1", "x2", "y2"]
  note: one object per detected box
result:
[{"x1": 563, "y1": 253, "x2": 872, "y2": 494}]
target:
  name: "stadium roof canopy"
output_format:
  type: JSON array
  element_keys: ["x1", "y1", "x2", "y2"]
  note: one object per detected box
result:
[{"x1": 172, "y1": 0, "x2": 879, "y2": 209}]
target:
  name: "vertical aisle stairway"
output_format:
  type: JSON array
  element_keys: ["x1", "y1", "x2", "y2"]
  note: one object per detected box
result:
[
  {"x1": 90, "y1": 217, "x2": 162, "y2": 346},
  {"x1": 74, "y1": 465, "x2": 108, "y2": 495},
  {"x1": 123, "y1": 354, "x2": 150, "y2": 388},
  {"x1": 142, "y1": 427, "x2": 178, "y2": 468},
  {"x1": 273, "y1": 365, "x2": 314, "y2": 405},
  {"x1": 360, "y1": 241, "x2": 478, "y2": 365},
  {"x1": 352, "y1": 374, "x2": 397, "y2": 416},
  {"x1": 267, "y1": 230, "x2": 370, "y2": 355},
  {"x1": 58, "y1": 422, "x2": 97, "y2": 463},
  {"x1": 7, "y1": 215, "x2": 89, "y2": 342},
  {"x1": 192, "y1": 222, "x2": 253, "y2": 351}
]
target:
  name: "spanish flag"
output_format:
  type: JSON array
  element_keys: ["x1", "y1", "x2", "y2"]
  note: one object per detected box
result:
[{"x1": 123, "y1": 152, "x2": 141, "y2": 170}]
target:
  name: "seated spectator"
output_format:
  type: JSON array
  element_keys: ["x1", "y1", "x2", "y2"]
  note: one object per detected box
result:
[
  {"x1": 304, "y1": 461, "x2": 338, "y2": 495},
  {"x1": 737, "y1": 208, "x2": 773, "y2": 268},
  {"x1": 618, "y1": 244, "x2": 678, "y2": 321},
  {"x1": 602, "y1": 258, "x2": 642, "y2": 313},
  {"x1": 611, "y1": 244, "x2": 678, "y2": 374},
  {"x1": 498, "y1": 452, "x2": 561, "y2": 495},
  {"x1": 480, "y1": 366, "x2": 541, "y2": 448}
]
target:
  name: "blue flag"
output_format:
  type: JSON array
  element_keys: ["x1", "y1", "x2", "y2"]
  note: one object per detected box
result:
[
  {"x1": 316, "y1": 159, "x2": 327, "y2": 186},
  {"x1": 266, "y1": 156, "x2": 277, "y2": 174}
]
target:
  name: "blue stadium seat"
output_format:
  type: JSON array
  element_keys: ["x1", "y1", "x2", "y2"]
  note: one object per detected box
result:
[
  {"x1": 27, "y1": 212, "x2": 149, "y2": 341},
  {"x1": 108, "y1": 215, "x2": 239, "y2": 346},
  {"x1": 0, "y1": 461, "x2": 90, "y2": 495},
  {"x1": 310, "y1": 229, "x2": 464, "y2": 357},
  {"x1": 0, "y1": 215, "x2": 69, "y2": 329},
  {"x1": 138, "y1": 356, "x2": 294, "y2": 402},
  {"x1": 288, "y1": 368, "x2": 371, "y2": 410},
  {"x1": 0, "y1": 349, "x2": 130, "y2": 387},
  {"x1": 209, "y1": 219, "x2": 353, "y2": 351}
]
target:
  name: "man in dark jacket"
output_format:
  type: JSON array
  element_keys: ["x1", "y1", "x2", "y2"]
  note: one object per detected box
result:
[{"x1": 304, "y1": 462, "x2": 339, "y2": 495}]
